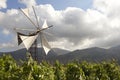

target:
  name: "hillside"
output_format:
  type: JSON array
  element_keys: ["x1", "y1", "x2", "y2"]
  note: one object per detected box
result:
[{"x1": 1, "y1": 46, "x2": 120, "y2": 63}]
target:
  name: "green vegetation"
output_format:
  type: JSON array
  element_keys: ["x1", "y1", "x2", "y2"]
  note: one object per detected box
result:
[{"x1": 0, "y1": 54, "x2": 120, "y2": 80}]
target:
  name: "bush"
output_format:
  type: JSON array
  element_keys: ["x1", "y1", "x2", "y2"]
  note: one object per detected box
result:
[{"x1": 0, "y1": 54, "x2": 120, "y2": 80}]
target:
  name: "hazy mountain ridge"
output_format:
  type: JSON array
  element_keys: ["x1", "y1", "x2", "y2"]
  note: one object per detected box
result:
[
  {"x1": 1, "y1": 46, "x2": 120, "y2": 63},
  {"x1": 56, "y1": 47, "x2": 113, "y2": 63},
  {"x1": 0, "y1": 48, "x2": 70, "y2": 61}
]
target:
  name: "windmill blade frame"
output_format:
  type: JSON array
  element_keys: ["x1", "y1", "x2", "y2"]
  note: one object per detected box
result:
[
  {"x1": 14, "y1": 28, "x2": 36, "y2": 32},
  {"x1": 19, "y1": 8, "x2": 38, "y2": 29},
  {"x1": 32, "y1": 6, "x2": 40, "y2": 28},
  {"x1": 42, "y1": 31, "x2": 54, "y2": 37}
]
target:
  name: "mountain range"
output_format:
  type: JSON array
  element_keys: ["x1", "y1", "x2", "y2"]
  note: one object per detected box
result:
[{"x1": 1, "y1": 45, "x2": 120, "y2": 64}]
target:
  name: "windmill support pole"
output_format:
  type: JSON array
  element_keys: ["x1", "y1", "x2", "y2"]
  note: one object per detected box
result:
[
  {"x1": 40, "y1": 32, "x2": 43, "y2": 61},
  {"x1": 39, "y1": 32, "x2": 46, "y2": 61},
  {"x1": 29, "y1": 39, "x2": 38, "y2": 61}
]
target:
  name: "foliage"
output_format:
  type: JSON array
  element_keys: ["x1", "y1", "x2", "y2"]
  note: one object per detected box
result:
[{"x1": 0, "y1": 54, "x2": 120, "y2": 80}]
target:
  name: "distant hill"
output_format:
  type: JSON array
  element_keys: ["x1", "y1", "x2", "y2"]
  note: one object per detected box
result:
[
  {"x1": 48, "y1": 47, "x2": 120, "y2": 63},
  {"x1": 1, "y1": 46, "x2": 120, "y2": 63},
  {"x1": 0, "y1": 48, "x2": 70, "y2": 62},
  {"x1": 55, "y1": 47, "x2": 110, "y2": 63},
  {"x1": 0, "y1": 48, "x2": 27, "y2": 61}
]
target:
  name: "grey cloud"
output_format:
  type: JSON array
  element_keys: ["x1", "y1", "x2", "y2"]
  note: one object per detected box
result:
[{"x1": 1, "y1": 1, "x2": 120, "y2": 50}]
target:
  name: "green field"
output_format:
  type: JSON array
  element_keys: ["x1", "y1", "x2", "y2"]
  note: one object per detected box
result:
[{"x1": 0, "y1": 54, "x2": 120, "y2": 80}]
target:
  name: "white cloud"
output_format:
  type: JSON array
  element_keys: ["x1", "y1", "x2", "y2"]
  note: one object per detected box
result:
[
  {"x1": 0, "y1": 0, "x2": 7, "y2": 9},
  {"x1": 1, "y1": 0, "x2": 120, "y2": 51},
  {"x1": 0, "y1": 42, "x2": 16, "y2": 52},
  {"x1": 0, "y1": 43, "x2": 14, "y2": 48},
  {"x1": 2, "y1": 29, "x2": 10, "y2": 35},
  {"x1": 93, "y1": 0, "x2": 120, "y2": 18},
  {"x1": 19, "y1": 0, "x2": 37, "y2": 7}
]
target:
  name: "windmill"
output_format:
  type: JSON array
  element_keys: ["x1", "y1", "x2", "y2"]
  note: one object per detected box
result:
[{"x1": 14, "y1": 6, "x2": 53, "y2": 61}]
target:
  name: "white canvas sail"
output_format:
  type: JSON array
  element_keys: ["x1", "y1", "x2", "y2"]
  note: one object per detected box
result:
[
  {"x1": 42, "y1": 20, "x2": 48, "y2": 29},
  {"x1": 41, "y1": 35, "x2": 51, "y2": 55},
  {"x1": 22, "y1": 8, "x2": 30, "y2": 17},
  {"x1": 20, "y1": 34, "x2": 38, "y2": 50}
]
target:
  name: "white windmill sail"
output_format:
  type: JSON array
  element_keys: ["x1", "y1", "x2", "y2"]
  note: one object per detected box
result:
[
  {"x1": 42, "y1": 20, "x2": 48, "y2": 29},
  {"x1": 41, "y1": 35, "x2": 51, "y2": 55},
  {"x1": 19, "y1": 34, "x2": 38, "y2": 50},
  {"x1": 22, "y1": 8, "x2": 30, "y2": 17}
]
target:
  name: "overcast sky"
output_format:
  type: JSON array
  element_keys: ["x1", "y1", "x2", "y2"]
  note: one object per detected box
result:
[{"x1": 0, "y1": 0, "x2": 120, "y2": 51}]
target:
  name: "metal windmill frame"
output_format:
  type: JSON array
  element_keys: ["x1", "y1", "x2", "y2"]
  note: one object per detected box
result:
[{"x1": 15, "y1": 6, "x2": 53, "y2": 61}]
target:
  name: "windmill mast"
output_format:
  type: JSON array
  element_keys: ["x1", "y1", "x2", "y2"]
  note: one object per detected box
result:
[
  {"x1": 30, "y1": 6, "x2": 39, "y2": 61},
  {"x1": 29, "y1": 40, "x2": 38, "y2": 61}
]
